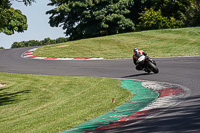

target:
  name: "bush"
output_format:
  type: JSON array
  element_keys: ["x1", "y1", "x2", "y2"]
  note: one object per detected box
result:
[
  {"x1": 182, "y1": 0, "x2": 200, "y2": 26},
  {"x1": 137, "y1": 8, "x2": 184, "y2": 30},
  {"x1": 56, "y1": 37, "x2": 68, "y2": 43}
]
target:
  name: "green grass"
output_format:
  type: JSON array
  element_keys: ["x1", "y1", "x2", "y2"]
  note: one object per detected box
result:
[
  {"x1": 0, "y1": 73, "x2": 132, "y2": 133},
  {"x1": 34, "y1": 27, "x2": 200, "y2": 59},
  {"x1": 2, "y1": 27, "x2": 200, "y2": 132}
]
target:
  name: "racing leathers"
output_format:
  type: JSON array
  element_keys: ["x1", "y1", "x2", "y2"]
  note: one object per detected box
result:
[{"x1": 133, "y1": 50, "x2": 147, "y2": 70}]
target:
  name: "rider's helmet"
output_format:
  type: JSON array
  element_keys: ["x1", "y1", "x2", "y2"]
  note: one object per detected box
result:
[{"x1": 133, "y1": 48, "x2": 138, "y2": 53}]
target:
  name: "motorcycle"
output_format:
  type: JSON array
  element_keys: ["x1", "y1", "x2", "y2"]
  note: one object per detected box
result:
[{"x1": 136, "y1": 55, "x2": 159, "y2": 74}]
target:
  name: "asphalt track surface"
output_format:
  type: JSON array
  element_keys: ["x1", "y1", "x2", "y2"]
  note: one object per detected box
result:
[{"x1": 0, "y1": 47, "x2": 200, "y2": 133}]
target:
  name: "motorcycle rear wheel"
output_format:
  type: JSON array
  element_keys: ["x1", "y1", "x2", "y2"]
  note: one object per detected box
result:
[{"x1": 147, "y1": 61, "x2": 159, "y2": 73}]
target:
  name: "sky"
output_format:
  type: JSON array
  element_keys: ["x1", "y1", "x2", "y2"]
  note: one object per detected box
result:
[{"x1": 0, "y1": 0, "x2": 65, "y2": 49}]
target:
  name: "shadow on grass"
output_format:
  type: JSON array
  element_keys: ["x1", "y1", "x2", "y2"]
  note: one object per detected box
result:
[
  {"x1": 0, "y1": 87, "x2": 30, "y2": 106},
  {"x1": 102, "y1": 95, "x2": 200, "y2": 133}
]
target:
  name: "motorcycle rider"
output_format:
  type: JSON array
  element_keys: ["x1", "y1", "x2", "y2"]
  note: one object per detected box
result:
[{"x1": 133, "y1": 48, "x2": 147, "y2": 71}]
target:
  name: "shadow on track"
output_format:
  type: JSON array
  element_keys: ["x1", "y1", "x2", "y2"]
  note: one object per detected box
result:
[
  {"x1": 103, "y1": 95, "x2": 200, "y2": 133},
  {"x1": 121, "y1": 73, "x2": 154, "y2": 78}
]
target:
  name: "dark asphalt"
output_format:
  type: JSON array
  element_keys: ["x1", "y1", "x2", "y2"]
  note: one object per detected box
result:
[{"x1": 0, "y1": 47, "x2": 200, "y2": 132}]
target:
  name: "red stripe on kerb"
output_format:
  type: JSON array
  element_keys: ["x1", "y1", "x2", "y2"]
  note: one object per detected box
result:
[
  {"x1": 26, "y1": 51, "x2": 34, "y2": 53},
  {"x1": 88, "y1": 121, "x2": 130, "y2": 132},
  {"x1": 88, "y1": 109, "x2": 159, "y2": 132},
  {"x1": 157, "y1": 87, "x2": 184, "y2": 98},
  {"x1": 45, "y1": 57, "x2": 59, "y2": 60},
  {"x1": 26, "y1": 56, "x2": 37, "y2": 58},
  {"x1": 73, "y1": 58, "x2": 90, "y2": 60},
  {"x1": 24, "y1": 54, "x2": 33, "y2": 56}
]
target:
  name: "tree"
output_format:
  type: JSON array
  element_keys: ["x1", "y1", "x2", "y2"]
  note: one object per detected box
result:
[
  {"x1": 11, "y1": 42, "x2": 19, "y2": 48},
  {"x1": 126, "y1": 0, "x2": 190, "y2": 25},
  {"x1": 182, "y1": 0, "x2": 200, "y2": 26},
  {"x1": 17, "y1": 0, "x2": 36, "y2": 6},
  {"x1": 46, "y1": 0, "x2": 198, "y2": 40},
  {"x1": 46, "y1": 0, "x2": 135, "y2": 40},
  {"x1": 50, "y1": 39, "x2": 56, "y2": 44},
  {"x1": 137, "y1": 8, "x2": 184, "y2": 30},
  {"x1": 125, "y1": 0, "x2": 151, "y2": 24},
  {"x1": 0, "y1": 0, "x2": 35, "y2": 35},
  {"x1": 43, "y1": 37, "x2": 51, "y2": 45},
  {"x1": 0, "y1": 8, "x2": 28, "y2": 35},
  {"x1": 56, "y1": 37, "x2": 68, "y2": 43}
]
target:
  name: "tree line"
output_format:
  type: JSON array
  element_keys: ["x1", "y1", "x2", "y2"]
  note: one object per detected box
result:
[
  {"x1": 47, "y1": 0, "x2": 200, "y2": 40},
  {"x1": 11, "y1": 37, "x2": 68, "y2": 48},
  {"x1": 1, "y1": 0, "x2": 200, "y2": 46}
]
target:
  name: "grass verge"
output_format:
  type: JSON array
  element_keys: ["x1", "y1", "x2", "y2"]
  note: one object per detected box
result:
[
  {"x1": 0, "y1": 73, "x2": 132, "y2": 133},
  {"x1": 34, "y1": 27, "x2": 200, "y2": 59}
]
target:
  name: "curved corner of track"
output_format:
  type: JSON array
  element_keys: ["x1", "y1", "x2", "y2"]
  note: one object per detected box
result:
[
  {"x1": 60, "y1": 80, "x2": 190, "y2": 133},
  {"x1": 21, "y1": 48, "x2": 104, "y2": 61}
]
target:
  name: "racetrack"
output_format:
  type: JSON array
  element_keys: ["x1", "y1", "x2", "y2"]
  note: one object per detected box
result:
[{"x1": 0, "y1": 47, "x2": 200, "y2": 132}]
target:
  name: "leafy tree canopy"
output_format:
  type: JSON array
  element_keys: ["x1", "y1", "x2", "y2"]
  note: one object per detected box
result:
[
  {"x1": 137, "y1": 8, "x2": 184, "y2": 30},
  {"x1": 0, "y1": 0, "x2": 35, "y2": 35},
  {"x1": 183, "y1": 0, "x2": 200, "y2": 26},
  {"x1": 47, "y1": 0, "x2": 135, "y2": 40},
  {"x1": 47, "y1": 0, "x2": 196, "y2": 40}
]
